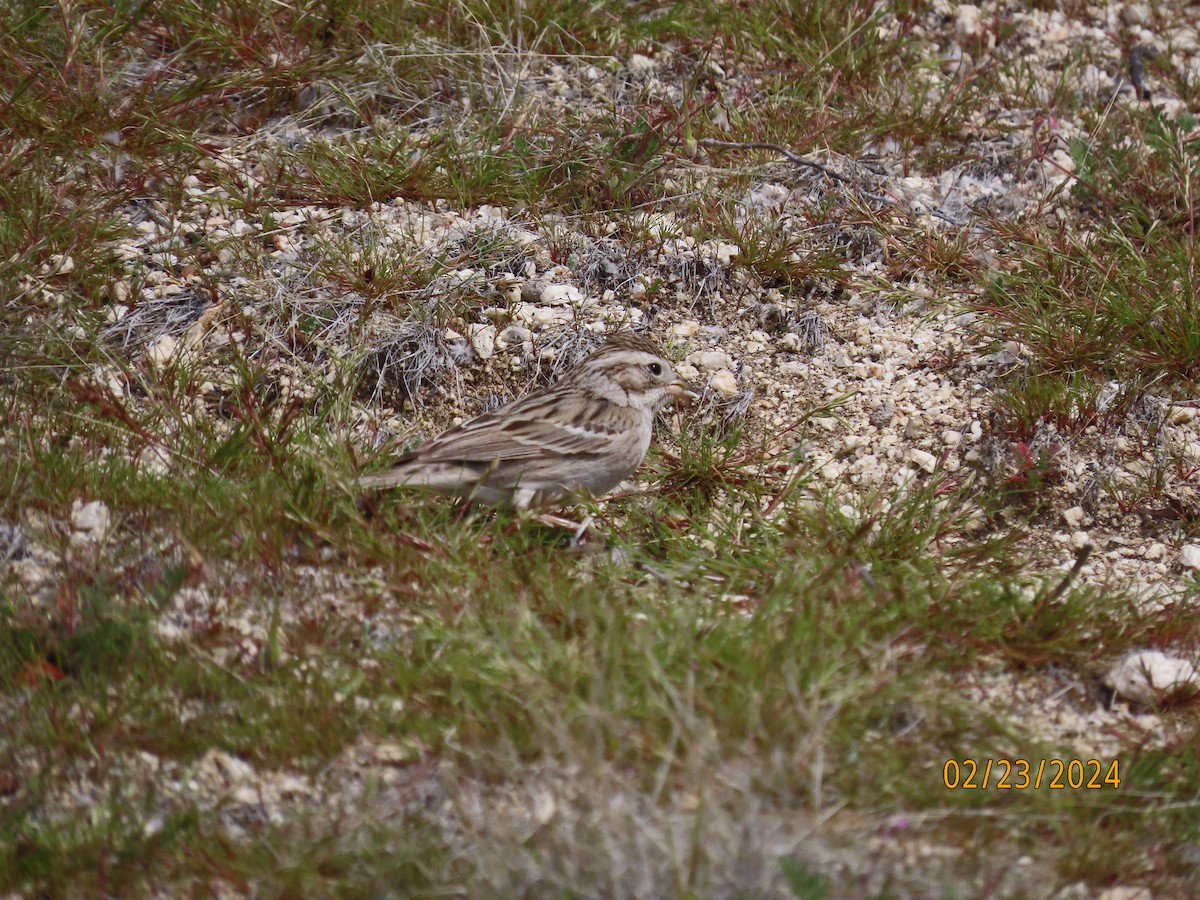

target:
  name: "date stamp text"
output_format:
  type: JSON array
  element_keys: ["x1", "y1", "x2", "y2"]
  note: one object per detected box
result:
[{"x1": 943, "y1": 758, "x2": 1120, "y2": 790}]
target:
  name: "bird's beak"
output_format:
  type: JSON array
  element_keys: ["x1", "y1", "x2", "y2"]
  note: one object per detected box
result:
[{"x1": 666, "y1": 380, "x2": 699, "y2": 401}]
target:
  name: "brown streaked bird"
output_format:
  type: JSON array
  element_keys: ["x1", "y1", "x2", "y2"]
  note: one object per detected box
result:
[{"x1": 359, "y1": 331, "x2": 693, "y2": 508}]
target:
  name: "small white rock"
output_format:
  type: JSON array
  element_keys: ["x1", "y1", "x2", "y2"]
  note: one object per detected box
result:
[
  {"x1": 146, "y1": 334, "x2": 178, "y2": 367},
  {"x1": 1062, "y1": 505, "x2": 1085, "y2": 529},
  {"x1": 540, "y1": 284, "x2": 583, "y2": 306},
  {"x1": 532, "y1": 306, "x2": 570, "y2": 327},
  {"x1": 232, "y1": 784, "x2": 260, "y2": 805},
  {"x1": 686, "y1": 350, "x2": 735, "y2": 372},
  {"x1": 708, "y1": 369, "x2": 738, "y2": 398},
  {"x1": 628, "y1": 53, "x2": 655, "y2": 74},
  {"x1": 373, "y1": 743, "x2": 417, "y2": 765},
  {"x1": 909, "y1": 448, "x2": 938, "y2": 474},
  {"x1": 671, "y1": 320, "x2": 700, "y2": 337},
  {"x1": 496, "y1": 325, "x2": 531, "y2": 351},
  {"x1": 137, "y1": 445, "x2": 172, "y2": 475},
  {"x1": 71, "y1": 500, "x2": 111, "y2": 536},
  {"x1": 1105, "y1": 650, "x2": 1200, "y2": 705},
  {"x1": 1096, "y1": 887, "x2": 1153, "y2": 900},
  {"x1": 39, "y1": 254, "x2": 75, "y2": 276},
  {"x1": 1071, "y1": 531, "x2": 1091, "y2": 551},
  {"x1": 468, "y1": 324, "x2": 496, "y2": 360},
  {"x1": 1180, "y1": 544, "x2": 1200, "y2": 570},
  {"x1": 955, "y1": 4, "x2": 984, "y2": 42},
  {"x1": 1121, "y1": 3, "x2": 1152, "y2": 26}
]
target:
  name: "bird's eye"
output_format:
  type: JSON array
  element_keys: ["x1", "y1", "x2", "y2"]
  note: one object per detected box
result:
[{"x1": 647, "y1": 362, "x2": 663, "y2": 376}]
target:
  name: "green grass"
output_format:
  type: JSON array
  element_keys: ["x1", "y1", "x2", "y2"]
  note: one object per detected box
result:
[
  {"x1": 5, "y1": 0, "x2": 1200, "y2": 895},
  {"x1": 6, "y1": 362, "x2": 1197, "y2": 891}
]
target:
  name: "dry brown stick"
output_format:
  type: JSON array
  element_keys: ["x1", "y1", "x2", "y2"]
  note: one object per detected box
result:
[
  {"x1": 697, "y1": 137, "x2": 852, "y2": 183},
  {"x1": 1037, "y1": 543, "x2": 1093, "y2": 606}
]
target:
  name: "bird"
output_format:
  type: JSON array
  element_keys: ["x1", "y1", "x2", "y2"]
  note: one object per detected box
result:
[{"x1": 359, "y1": 331, "x2": 694, "y2": 508}]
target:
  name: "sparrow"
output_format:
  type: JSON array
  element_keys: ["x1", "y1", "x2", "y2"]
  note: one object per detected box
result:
[{"x1": 359, "y1": 331, "x2": 693, "y2": 508}]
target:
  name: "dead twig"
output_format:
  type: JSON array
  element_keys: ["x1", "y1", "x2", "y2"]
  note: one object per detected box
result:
[
  {"x1": 697, "y1": 137, "x2": 852, "y2": 183},
  {"x1": 1035, "y1": 543, "x2": 1093, "y2": 607},
  {"x1": 1129, "y1": 45, "x2": 1155, "y2": 101}
]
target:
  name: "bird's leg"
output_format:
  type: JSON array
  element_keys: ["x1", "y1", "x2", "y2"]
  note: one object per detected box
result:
[
  {"x1": 530, "y1": 511, "x2": 604, "y2": 548},
  {"x1": 570, "y1": 514, "x2": 595, "y2": 546},
  {"x1": 453, "y1": 497, "x2": 474, "y2": 523}
]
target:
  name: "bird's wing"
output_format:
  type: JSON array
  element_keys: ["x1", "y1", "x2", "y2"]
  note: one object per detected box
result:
[{"x1": 414, "y1": 397, "x2": 624, "y2": 463}]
